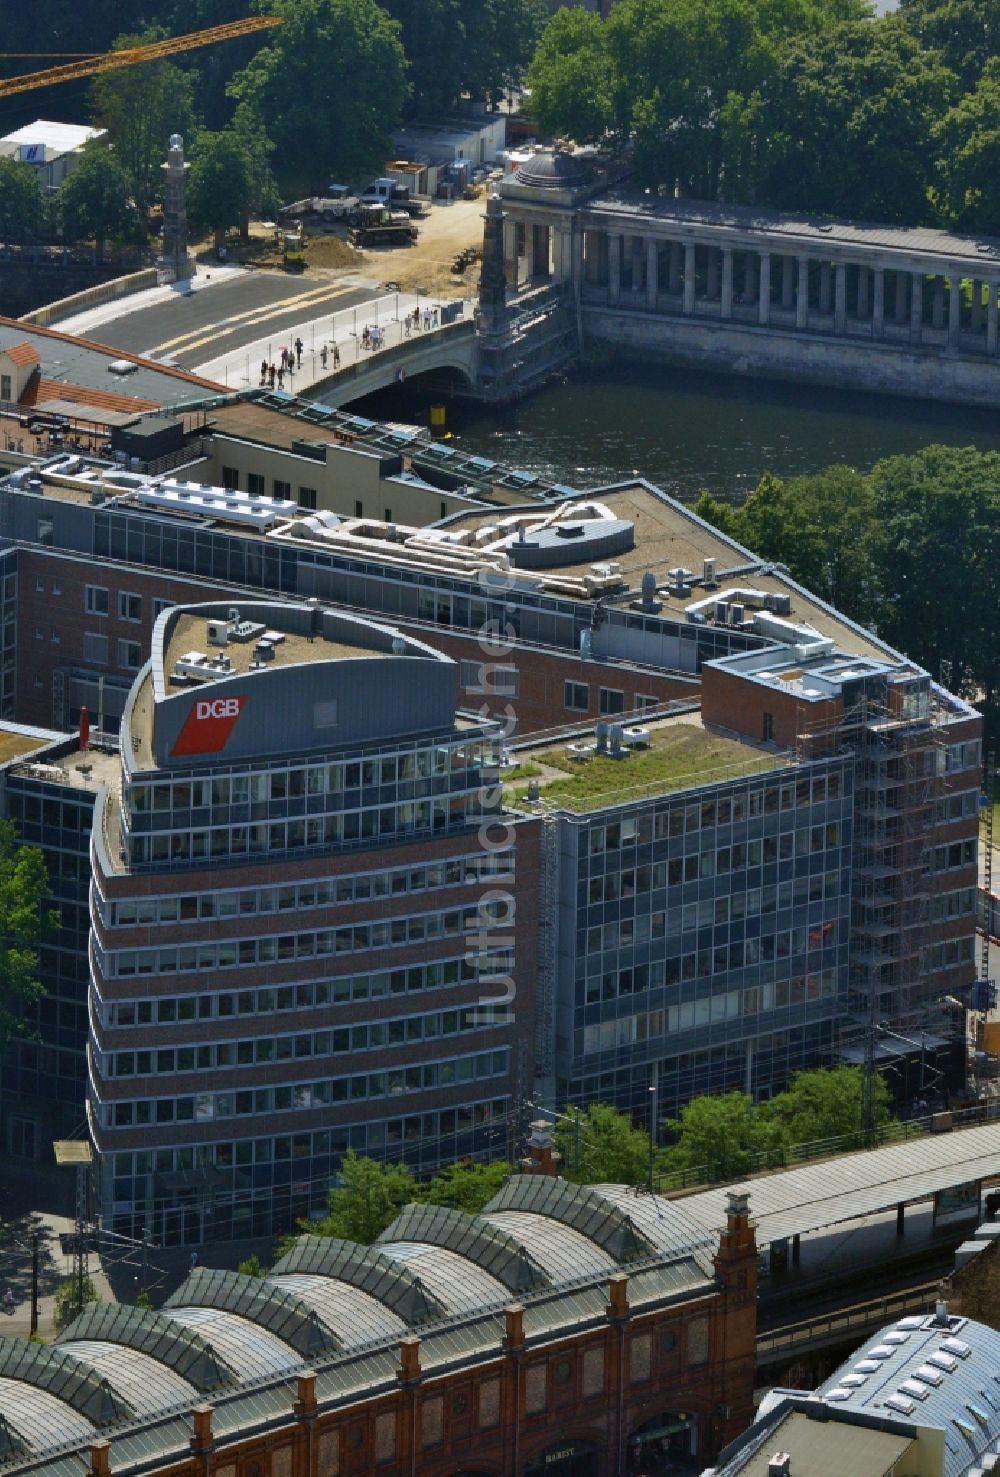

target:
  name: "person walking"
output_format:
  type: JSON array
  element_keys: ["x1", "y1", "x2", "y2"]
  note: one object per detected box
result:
[
  {"x1": 294, "y1": 337, "x2": 303, "y2": 366},
  {"x1": 333, "y1": 343, "x2": 340, "y2": 368},
  {"x1": 260, "y1": 359, "x2": 268, "y2": 384},
  {"x1": 3, "y1": 1288, "x2": 14, "y2": 1316},
  {"x1": 277, "y1": 365, "x2": 284, "y2": 388},
  {"x1": 423, "y1": 306, "x2": 431, "y2": 331},
  {"x1": 268, "y1": 363, "x2": 276, "y2": 388},
  {"x1": 320, "y1": 345, "x2": 328, "y2": 369}
]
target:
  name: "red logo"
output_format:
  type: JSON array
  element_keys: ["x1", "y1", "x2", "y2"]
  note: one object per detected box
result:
[{"x1": 171, "y1": 695, "x2": 247, "y2": 756}]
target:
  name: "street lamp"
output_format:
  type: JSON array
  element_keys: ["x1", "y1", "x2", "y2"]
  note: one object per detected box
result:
[{"x1": 648, "y1": 1081, "x2": 658, "y2": 1192}]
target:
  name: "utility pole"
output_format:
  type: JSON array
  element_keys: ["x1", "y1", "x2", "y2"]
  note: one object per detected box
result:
[{"x1": 29, "y1": 1231, "x2": 38, "y2": 1335}]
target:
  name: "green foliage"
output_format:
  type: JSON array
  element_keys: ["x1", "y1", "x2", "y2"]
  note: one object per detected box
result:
[
  {"x1": 302, "y1": 1148, "x2": 417, "y2": 1244},
  {"x1": 527, "y1": 9, "x2": 614, "y2": 142},
  {"x1": 556, "y1": 1103, "x2": 655, "y2": 1185},
  {"x1": 422, "y1": 1158, "x2": 511, "y2": 1212},
  {"x1": 898, "y1": 0, "x2": 1000, "y2": 89},
  {"x1": 933, "y1": 58, "x2": 1000, "y2": 232},
  {"x1": 662, "y1": 1090, "x2": 785, "y2": 1180},
  {"x1": 90, "y1": 28, "x2": 198, "y2": 211},
  {"x1": 763, "y1": 1065, "x2": 892, "y2": 1146},
  {"x1": 135, "y1": 1287, "x2": 153, "y2": 1310},
  {"x1": 53, "y1": 1276, "x2": 99, "y2": 1333},
  {"x1": 237, "y1": 1254, "x2": 268, "y2": 1277},
  {"x1": 187, "y1": 129, "x2": 262, "y2": 241},
  {"x1": 58, "y1": 145, "x2": 140, "y2": 249},
  {"x1": 229, "y1": 0, "x2": 408, "y2": 189},
  {"x1": 0, "y1": 820, "x2": 57, "y2": 1051},
  {"x1": 0, "y1": 158, "x2": 43, "y2": 242},
  {"x1": 462, "y1": 0, "x2": 548, "y2": 111}
]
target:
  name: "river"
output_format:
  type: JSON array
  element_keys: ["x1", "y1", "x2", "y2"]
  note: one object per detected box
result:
[{"x1": 349, "y1": 361, "x2": 1000, "y2": 505}]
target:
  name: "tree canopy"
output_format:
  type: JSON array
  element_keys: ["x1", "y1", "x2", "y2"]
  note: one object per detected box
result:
[
  {"x1": 0, "y1": 159, "x2": 43, "y2": 242},
  {"x1": 90, "y1": 28, "x2": 197, "y2": 213},
  {"x1": 58, "y1": 144, "x2": 139, "y2": 251},
  {"x1": 0, "y1": 821, "x2": 56, "y2": 1052}
]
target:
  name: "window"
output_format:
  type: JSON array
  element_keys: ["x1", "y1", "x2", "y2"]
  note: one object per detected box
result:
[
  {"x1": 274, "y1": 479, "x2": 291, "y2": 499},
  {"x1": 152, "y1": 599, "x2": 171, "y2": 621},
  {"x1": 599, "y1": 687, "x2": 625, "y2": 716},
  {"x1": 35, "y1": 579, "x2": 44, "y2": 594},
  {"x1": 635, "y1": 694, "x2": 658, "y2": 711},
  {"x1": 565, "y1": 681, "x2": 589, "y2": 712},
  {"x1": 118, "y1": 591, "x2": 141, "y2": 622},
  {"x1": 247, "y1": 473, "x2": 265, "y2": 497},
  {"x1": 763, "y1": 711, "x2": 775, "y2": 742},
  {"x1": 461, "y1": 661, "x2": 518, "y2": 696},
  {"x1": 84, "y1": 633, "x2": 109, "y2": 664},
  {"x1": 384, "y1": 508, "x2": 392, "y2": 522},
  {"x1": 86, "y1": 585, "x2": 109, "y2": 616},
  {"x1": 0, "y1": 375, "x2": 11, "y2": 402},
  {"x1": 355, "y1": 500, "x2": 363, "y2": 517},
  {"x1": 118, "y1": 640, "x2": 142, "y2": 670},
  {"x1": 221, "y1": 466, "x2": 239, "y2": 490},
  {"x1": 298, "y1": 487, "x2": 317, "y2": 510}
]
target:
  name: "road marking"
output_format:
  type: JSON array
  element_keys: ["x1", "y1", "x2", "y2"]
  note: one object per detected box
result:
[
  {"x1": 147, "y1": 282, "x2": 357, "y2": 355},
  {"x1": 174, "y1": 285, "x2": 361, "y2": 358}
]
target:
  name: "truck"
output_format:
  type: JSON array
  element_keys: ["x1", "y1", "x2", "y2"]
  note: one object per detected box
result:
[
  {"x1": 348, "y1": 205, "x2": 418, "y2": 248},
  {"x1": 278, "y1": 193, "x2": 358, "y2": 222},
  {"x1": 358, "y1": 177, "x2": 430, "y2": 219}
]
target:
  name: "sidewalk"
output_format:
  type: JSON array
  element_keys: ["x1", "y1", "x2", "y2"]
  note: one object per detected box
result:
[
  {"x1": 0, "y1": 1207, "x2": 115, "y2": 1340},
  {"x1": 192, "y1": 291, "x2": 475, "y2": 396}
]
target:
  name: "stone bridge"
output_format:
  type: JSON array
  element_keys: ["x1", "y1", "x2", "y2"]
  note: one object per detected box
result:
[{"x1": 317, "y1": 317, "x2": 479, "y2": 407}]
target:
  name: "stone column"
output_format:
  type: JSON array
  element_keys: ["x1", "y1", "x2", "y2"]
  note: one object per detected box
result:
[
  {"x1": 932, "y1": 277, "x2": 945, "y2": 330},
  {"x1": 819, "y1": 262, "x2": 832, "y2": 315},
  {"x1": 988, "y1": 281, "x2": 998, "y2": 353},
  {"x1": 796, "y1": 256, "x2": 809, "y2": 330},
  {"x1": 631, "y1": 236, "x2": 645, "y2": 294},
  {"x1": 706, "y1": 246, "x2": 720, "y2": 301},
  {"x1": 758, "y1": 253, "x2": 771, "y2": 326},
  {"x1": 646, "y1": 238, "x2": 659, "y2": 310},
  {"x1": 834, "y1": 263, "x2": 846, "y2": 334},
  {"x1": 742, "y1": 252, "x2": 757, "y2": 304},
  {"x1": 910, "y1": 272, "x2": 923, "y2": 344},
  {"x1": 857, "y1": 266, "x2": 870, "y2": 319},
  {"x1": 721, "y1": 247, "x2": 734, "y2": 319},
  {"x1": 894, "y1": 271, "x2": 908, "y2": 325},
  {"x1": 948, "y1": 276, "x2": 961, "y2": 347},
  {"x1": 668, "y1": 242, "x2": 682, "y2": 293},
  {"x1": 971, "y1": 279, "x2": 983, "y2": 335},
  {"x1": 608, "y1": 233, "x2": 622, "y2": 305},
  {"x1": 683, "y1": 242, "x2": 696, "y2": 314},
  {"x1": 873, "y1": 268, "x2": 885, "y2": 337},
  {"x1": 781, "y1": 255, "x2": 794, "y2": 309}
]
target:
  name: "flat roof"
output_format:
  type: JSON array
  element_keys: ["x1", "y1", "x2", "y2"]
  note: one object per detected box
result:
[
  {"x1": 725, "y1": 1410, "x2": 912, "y2": 1477},
  {"x1": 163, "y1": 610, "x2": 391, "y2": 684},
  {"x1": 0, "y1": 723, "x2": 59, "y2": 765},
  {"x1": 0, "y1": 120, "x2": 105, "y2": 153},
  {"x1": 676, "y1": 1119, "x2": 1000, "y2": 1246},
  {"x1": 584, "y1": 189, "x2": 1000, "y2": 267}
]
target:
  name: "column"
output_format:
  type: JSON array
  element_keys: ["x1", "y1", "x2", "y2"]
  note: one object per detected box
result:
[
  {"x1": 910, "y1": 271, "x2": 923, "y2": 344},
  {"x1": 948, "y1": 276, "x2": 961, "y2": 347},
  {"x1": 645, "y1": 238, "x2": 659, "y2": 310},
  {"x1": 857, "y1": 265, "x2": 870, "y2": 319},
  {"x1": 683, "y1": 242, "x2": 696, "y2": 314},
  {"x1": 668, "y1": 241, "x2": 682, "y2": 293},
  {"x1": 758, "y1": 252, "x2": 771, "y2": 327},
  {"x1": 608, "y1": 233, "x2": 621, "y2": 305},
  {"x1": 781, "y1": 255, "x2": 794, "y2": 309},
  {"x1": 988, "y1": 281, "x2": 998, "y2": 353},
  {"x1": 932, "y1": 276, "x2": 945, "y2": 330},
  {"x1": 873, "y1": 267, "x2": 885, "y2": 337},
  {"x1": 819, "y1": 262, "x2": 832, "y2": 315},
  {"x1": 894, "y1": 271, "x2": 908, "y2": 325},
  {"x1": 971, "y1": 279, "x2": 983, "y2": 335},
  {"x1": 631, "y1": 236, "x2": 645, "y2": 294},
  {"x1": 795, "y1": 256, "x2": 809, "y2": 330},
  {"x1": 721, "y1": 247, "x2": 734, "y2": 319},
  {"x1": 834, "y1": 263, "x2": 846, "y2": 334},
  {"x1": 742, "y1": 252, "x2": 757, "y2": 304},
  {"x1": 706, "y1": 246, "x2": 720, "y2": 301}
]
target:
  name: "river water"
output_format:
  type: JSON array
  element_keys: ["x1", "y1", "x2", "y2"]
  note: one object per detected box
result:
[{"x1": 351, "y1": 361, "x2": 1000, "y2": 504}]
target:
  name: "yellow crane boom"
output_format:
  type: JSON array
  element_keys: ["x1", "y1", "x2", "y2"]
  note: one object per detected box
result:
[{"x1": 0, "y1": 16, "x2": 281, "y2": 99}]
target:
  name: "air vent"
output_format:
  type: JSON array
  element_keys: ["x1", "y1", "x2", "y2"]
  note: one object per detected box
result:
[
  {"x1": 898, "y1": 1381, "x2": 929, "y2": 1401},
  {"x1": 943, "y1": 1338, "x2": 972, "y2": 1359},
  {"x1": 913, "y1": 1365, "x2": 944, "y2": 1387},
  {"x1": 107, "y1": 359, "x2": 138, "y2": 376},
  {"x1": 855, "y1": 1360, "x2": 883, "y2": 1373},
  {"x1": 883, "y1": 1332, "x2": 911, "y2": 1345},
  {"x1": 886, "y1": 1394, "x2": 915, "y2": 1415},
  {"x1": 825, "y1": 1389, "x2": 851, "y2": 1402},
  {"x1": 928, "y1": 1351, "x2": 958, "y2": 1372}
]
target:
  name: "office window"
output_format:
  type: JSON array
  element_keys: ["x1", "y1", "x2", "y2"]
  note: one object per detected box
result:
[
  {"x1": 86, "y1": 585, "x2": 109, "y2": 616},
  {"x1": 221, "y1": 466, "x2": 239, "y2": 490},
  {"x1": 0, "y1": 376, "x2": 11, "y2": 402},
  {"x1": 565, "y1": 681, "x2": 589, "y2": 712},
  {"x1": 35, "y1": 579, "x2": 45, "y2": 594},
  {"x1": 118, "y1": 640, "x2": 142, "y2": 670},
  {"x1": 763, "y1": 711, "x2": 775, "y2": 742},
  {"x1": 84, "y1": 633, "x2": 109, "y2": 664},
  {"x1": 247, "y1": 473, "x2": 265, "y2": 497},
  {"x1": 599, "y1": 687, "x2": 625, "y2": 716},
  {"x1": 274, "y1": 480, "x2": 291, "y2": 499},
  {"x1": 118, "y1": 591, "x2": 142, "y2": 623},
  {"x1": 298, "y1": 487, "x2": 317, "y2": 510}
]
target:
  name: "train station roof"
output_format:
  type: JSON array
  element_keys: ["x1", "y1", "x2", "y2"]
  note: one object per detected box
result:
[{"x1": 675, "y1": 1118, "x2": 1000, "y2": 1247}]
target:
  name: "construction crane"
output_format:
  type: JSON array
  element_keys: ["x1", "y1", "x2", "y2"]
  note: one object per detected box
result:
[{"x1": 0, "y1": 16, "x2": 281, "y2": 99}]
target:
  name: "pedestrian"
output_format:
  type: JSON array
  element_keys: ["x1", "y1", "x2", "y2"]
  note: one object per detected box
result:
[
  {"x1": 280, "y1": 347, "x2": 288, "y2": 370},
  {"x1": 405, "y1": 317, "x2": 410, "y2": 337},
  {"x1": 413, "y1": 306, "x2": 420, "y2": 330},
  {"x1": 432, "y1": 307, "x2": 439, "y2": 328},
  {"x1": 333, "y1": 343, "x2": 340, "y2": 368},
  {"x1": 423, "y1": 306, "x2": 431, "y2": 331},
  {"x1": 3, "y1": 1288, "x2": 14, "y2": 1316},
  {"x1": 277, "y1": 365, "x2": 284, "y2": 388},
  {"x1": 295, "y1": 337, "x2": 303, "y2": 366},
  {"x1": 268, "y1": 363, "x2": 276, "y2": 388},
  {"x1": 320, "y1": 345, "x2": 328, "y2": 369},
  {"x1": 260, "y1": 359, "x2": 268, "y2": 384}
]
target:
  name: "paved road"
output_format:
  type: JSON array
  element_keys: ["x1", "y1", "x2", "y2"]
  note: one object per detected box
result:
[{"x1": 89, "y1": 271, "x2": 379, "y2": 370}]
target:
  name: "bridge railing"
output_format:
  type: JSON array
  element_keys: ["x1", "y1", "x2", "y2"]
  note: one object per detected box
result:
[{"x1": 756, "y1": 1284, "x2": 938, "y2": 1361}]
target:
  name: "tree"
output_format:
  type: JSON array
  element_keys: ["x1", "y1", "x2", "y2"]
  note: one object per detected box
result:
[
  {"x1": 527, "y1": 9, "x2": 614, "y2": 143},
  {"x1": 237, "y1": 1254, "x2": 268, "y2": 1277},
  {"x1": 187, "y1": 129, "x2": 257, "y2": 245},
  {"x1": 661, "y1": 1090, "x2": 784, "y2": 1180},
  {"x1": 0, "y1": 159, "x2": 43, "y2": 242},
  {"x1": 228, "y1": 0, "x2": 408, "y2": 190},
  {"x1": 0, "y1": 821, "x2": 56, "y2": 1052},
  {"x1": 53, "y1": 1275, "x2": 99, "y2": 1333},
  {"x1": 382, "y1": 0, "x2": 468, "y2": 118},
  {"x1": 462, "y1": 0, "x2": 548, "y2": 111},
  {"x1": 302, "y1": 1150, "x2": 416, "y2": 1244},
  {"x1": 763, "y1": 1065, "x2": 892, "y2": 1146},
  {"x1": 90, "y1": 28, "x2": 198, "y2": 212},
  {"x1": 422, "y1": 1159, "x2": 511, "y2": 1213},
  {"x1": 556, "y1": 1103, "x2": 654, "y2": 1185},
  {"x1": 899, "y1": 0, "x2": 1000, "y2": 89},
  {"x1": 58, "y1": 145, "x2": 139, "y2": 254},
  {"x1": 934, "y1": 59, "x2": 1000, "y2": 233}
]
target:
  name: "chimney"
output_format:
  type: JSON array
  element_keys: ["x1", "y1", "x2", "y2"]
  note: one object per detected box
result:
[
  {"x1": 88, "y1": 1441, "x2": 111, "y2": 1477},
  {"x1": 933, "y1": 1293, "x2": 951, "y2": 1327},
  {"x1": 397, "y1": 1335, "x2": 422, "y2": 1385},
  {"x1": 767, "y1": 1456, "x2": 791, "y2": 1477},
  {"x1": 504, "y1": 1303, "x2": 525, "y2": 1352},
  {"x1": 79, "y1": 704, "x2": 90, "y2": 752},
  {"x1": 294, "y1": 1370, "x2": 317, "y2": 1416},
  {"x1": 520, "y1": 1119, "x2": 561, "y2": 1177},
  {"x1": 607, "y1": 1273, "x2": 630, "y2": 1323},
  {"x1": 190, "y1": 1405, "x2": 214, "y2": 1454}
]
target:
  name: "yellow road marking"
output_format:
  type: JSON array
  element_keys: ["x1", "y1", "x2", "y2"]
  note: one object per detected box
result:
[{"x1": 149, "y1": 282, "x2": 356, "y2": 354}]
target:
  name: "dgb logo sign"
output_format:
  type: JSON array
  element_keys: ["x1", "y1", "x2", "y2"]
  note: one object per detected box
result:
[{"x1": 172, "y1": 694, "x2": 247, "y2": 756}]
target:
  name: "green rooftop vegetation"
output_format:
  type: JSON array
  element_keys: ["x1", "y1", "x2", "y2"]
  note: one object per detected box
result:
[{"x1": 509, "y1": 724, "x2": 785, "y2": 813}]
